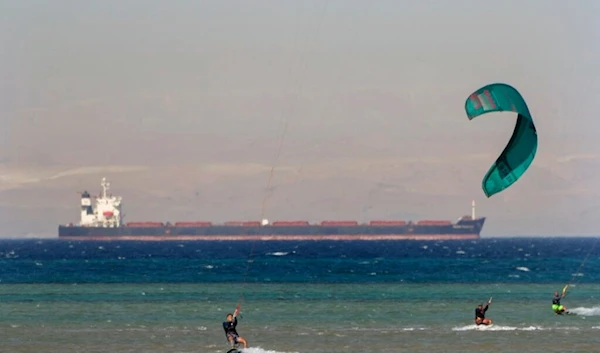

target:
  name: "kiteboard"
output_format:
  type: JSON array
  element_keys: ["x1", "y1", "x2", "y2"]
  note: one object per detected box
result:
[
  {"x1": 226, "y1": 344, "x2": 243, "y2": 353},
  {"x1": 226, "y1": 339, "x2": 244, "y2": 353},
  {"x1": 555, "y1": 311, "x2": 575, "y2": 316}
]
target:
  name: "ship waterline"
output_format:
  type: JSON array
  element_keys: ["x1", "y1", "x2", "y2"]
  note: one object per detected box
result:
[{"x1": 58, "y1": 178, "x2": 486, "y2": 241}]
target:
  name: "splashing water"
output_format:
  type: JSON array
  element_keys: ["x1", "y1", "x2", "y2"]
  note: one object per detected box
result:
[{"x1": 570, "y1": 306, "x2": 600, "y2": 316}]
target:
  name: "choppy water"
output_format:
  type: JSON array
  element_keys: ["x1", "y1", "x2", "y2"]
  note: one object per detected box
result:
[{"x1": 0, "y1": 238, "x2": 599, "y2": 353}]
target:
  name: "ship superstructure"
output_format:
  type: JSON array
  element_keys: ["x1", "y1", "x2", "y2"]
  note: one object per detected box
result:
[
  {"x1": 59, "y1": 178, "x2": 485, "y2": 241},
  {"x1": 78, "y1": 177, "x2": 123, "y2": 228}
]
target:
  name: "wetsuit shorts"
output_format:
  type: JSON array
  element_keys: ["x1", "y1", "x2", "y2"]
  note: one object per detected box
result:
[
  {"x1": 227, "y1": 333, "x2": 239, "y2": 344},
  {"x1": 552, "y1": 304, "x2": 564, "y2": 312}
]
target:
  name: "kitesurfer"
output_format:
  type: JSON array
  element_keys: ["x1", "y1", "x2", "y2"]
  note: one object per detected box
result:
[
  {"x1": 475, "y1": 300, "x2": 492, "y2": 325},
  {"x1": 223, "y1": 313, "x2": 248, "y2": 349},
  {"x1": 552, "y1": 291, "x2": 568, "y2": 314}
]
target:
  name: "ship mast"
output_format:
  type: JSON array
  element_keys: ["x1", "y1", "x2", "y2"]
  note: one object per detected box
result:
[
  {"x1": 471, "y1": 200, "x2": 476, "y2": 219},
  {"x1": 101, "y1": 177, "x2": 110, "y2": 199}
]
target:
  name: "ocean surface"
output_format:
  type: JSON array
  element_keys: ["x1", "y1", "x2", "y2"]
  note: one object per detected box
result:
[{"x1": 0, "y1": 237, "x2": 599, "y2": 353}]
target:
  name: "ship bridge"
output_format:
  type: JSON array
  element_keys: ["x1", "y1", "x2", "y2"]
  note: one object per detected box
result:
[{"x1": 79, "y1": 177, "x2": 123, "y2": 227}]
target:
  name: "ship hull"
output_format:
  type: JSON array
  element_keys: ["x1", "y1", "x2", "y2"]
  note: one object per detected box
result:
[
  {"x1": 58, "y1": 234, "x2": 480, "y2": 241},
  {"x1": 58, "y1": 218, "x2": 485, "y2": 241}
]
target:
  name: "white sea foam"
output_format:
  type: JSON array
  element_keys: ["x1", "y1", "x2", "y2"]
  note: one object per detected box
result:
[
  {"x1": 452, "y1": 324, "x2": 545, "y2": 331},
  {"x1": 266, "y1": 252, "x2": 289, "y2": 256},
  {"x1": 570, "y1": 306, "x2": 600, "y2": 316},
  {"x1": 241, "y1": 348, "x2": 299, "y2": 353}
]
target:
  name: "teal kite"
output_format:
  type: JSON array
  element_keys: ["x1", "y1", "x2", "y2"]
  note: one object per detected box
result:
[{"x1": 465, "y1": 83, "x2": 538, "y2": 198}]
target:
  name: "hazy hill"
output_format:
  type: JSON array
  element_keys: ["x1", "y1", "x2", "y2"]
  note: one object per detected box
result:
[{"x1": 1, "y1": 140, "x2": 599, "y2": 237}]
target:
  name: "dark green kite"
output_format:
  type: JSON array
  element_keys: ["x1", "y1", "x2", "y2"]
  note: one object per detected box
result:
[{"x1": 465, "y1": 83, "x2": 538, "y2": 197}]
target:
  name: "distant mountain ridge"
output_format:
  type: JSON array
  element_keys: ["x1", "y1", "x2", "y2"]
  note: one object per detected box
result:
[{"x1": 1, "y1": 151, "x2": 599, "y2": 237}]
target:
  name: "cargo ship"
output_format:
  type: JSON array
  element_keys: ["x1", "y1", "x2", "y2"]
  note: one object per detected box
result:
[{"x1": 58, "y1": 178, "x2": 486, "y2": 241}]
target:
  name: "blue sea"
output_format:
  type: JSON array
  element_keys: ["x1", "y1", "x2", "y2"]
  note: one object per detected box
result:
[{"x1": 0, "y1": 237, "x2": 599, "y2": 353}]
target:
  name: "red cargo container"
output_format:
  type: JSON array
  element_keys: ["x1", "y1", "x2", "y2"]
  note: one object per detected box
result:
[
  {"x1": 320, "y1": 220, "x2": 359, "y2": 226},
  {"x1": 126, "y1": 222, "x2": 164, "y2": 227},
  {"x1": 369, "y1": 220, "x2": 407, "y2": 226},
  {"x1": 272, "y1": 221, "x2": 310, "y2": 226},
  {"x1": 174, "y1": 222, "x2": 213, "y2": 227}
]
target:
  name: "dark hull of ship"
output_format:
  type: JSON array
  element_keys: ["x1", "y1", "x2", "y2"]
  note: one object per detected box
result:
[{"x1": 58, "y1": 218, "x2": 485, "y2": 241}]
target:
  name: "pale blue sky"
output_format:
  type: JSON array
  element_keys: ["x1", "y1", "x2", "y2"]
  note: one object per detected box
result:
[{"x1": 3, "y1": 1, "x2": 599, "y2": 136}]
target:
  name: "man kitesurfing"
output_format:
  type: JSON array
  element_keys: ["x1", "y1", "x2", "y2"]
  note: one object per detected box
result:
[
  {"x1": 223, "y1": 305, "x2": 248, "y2": 352},
  {"x1": 552, "y1": 286, "x2": 569, "y2": 315},
  {"x1": 475, "y1": 297, "x2": 493, "y2": 326}
]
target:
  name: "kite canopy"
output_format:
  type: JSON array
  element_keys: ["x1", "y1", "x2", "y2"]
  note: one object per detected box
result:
[{"x1": 465, "y1": 83, "x2": 538, "y2": 198}]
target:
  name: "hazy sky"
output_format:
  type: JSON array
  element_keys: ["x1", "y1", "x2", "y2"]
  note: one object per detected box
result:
[{"x1": 1, "y1": 1, "x2": 600, "y2": 236}]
